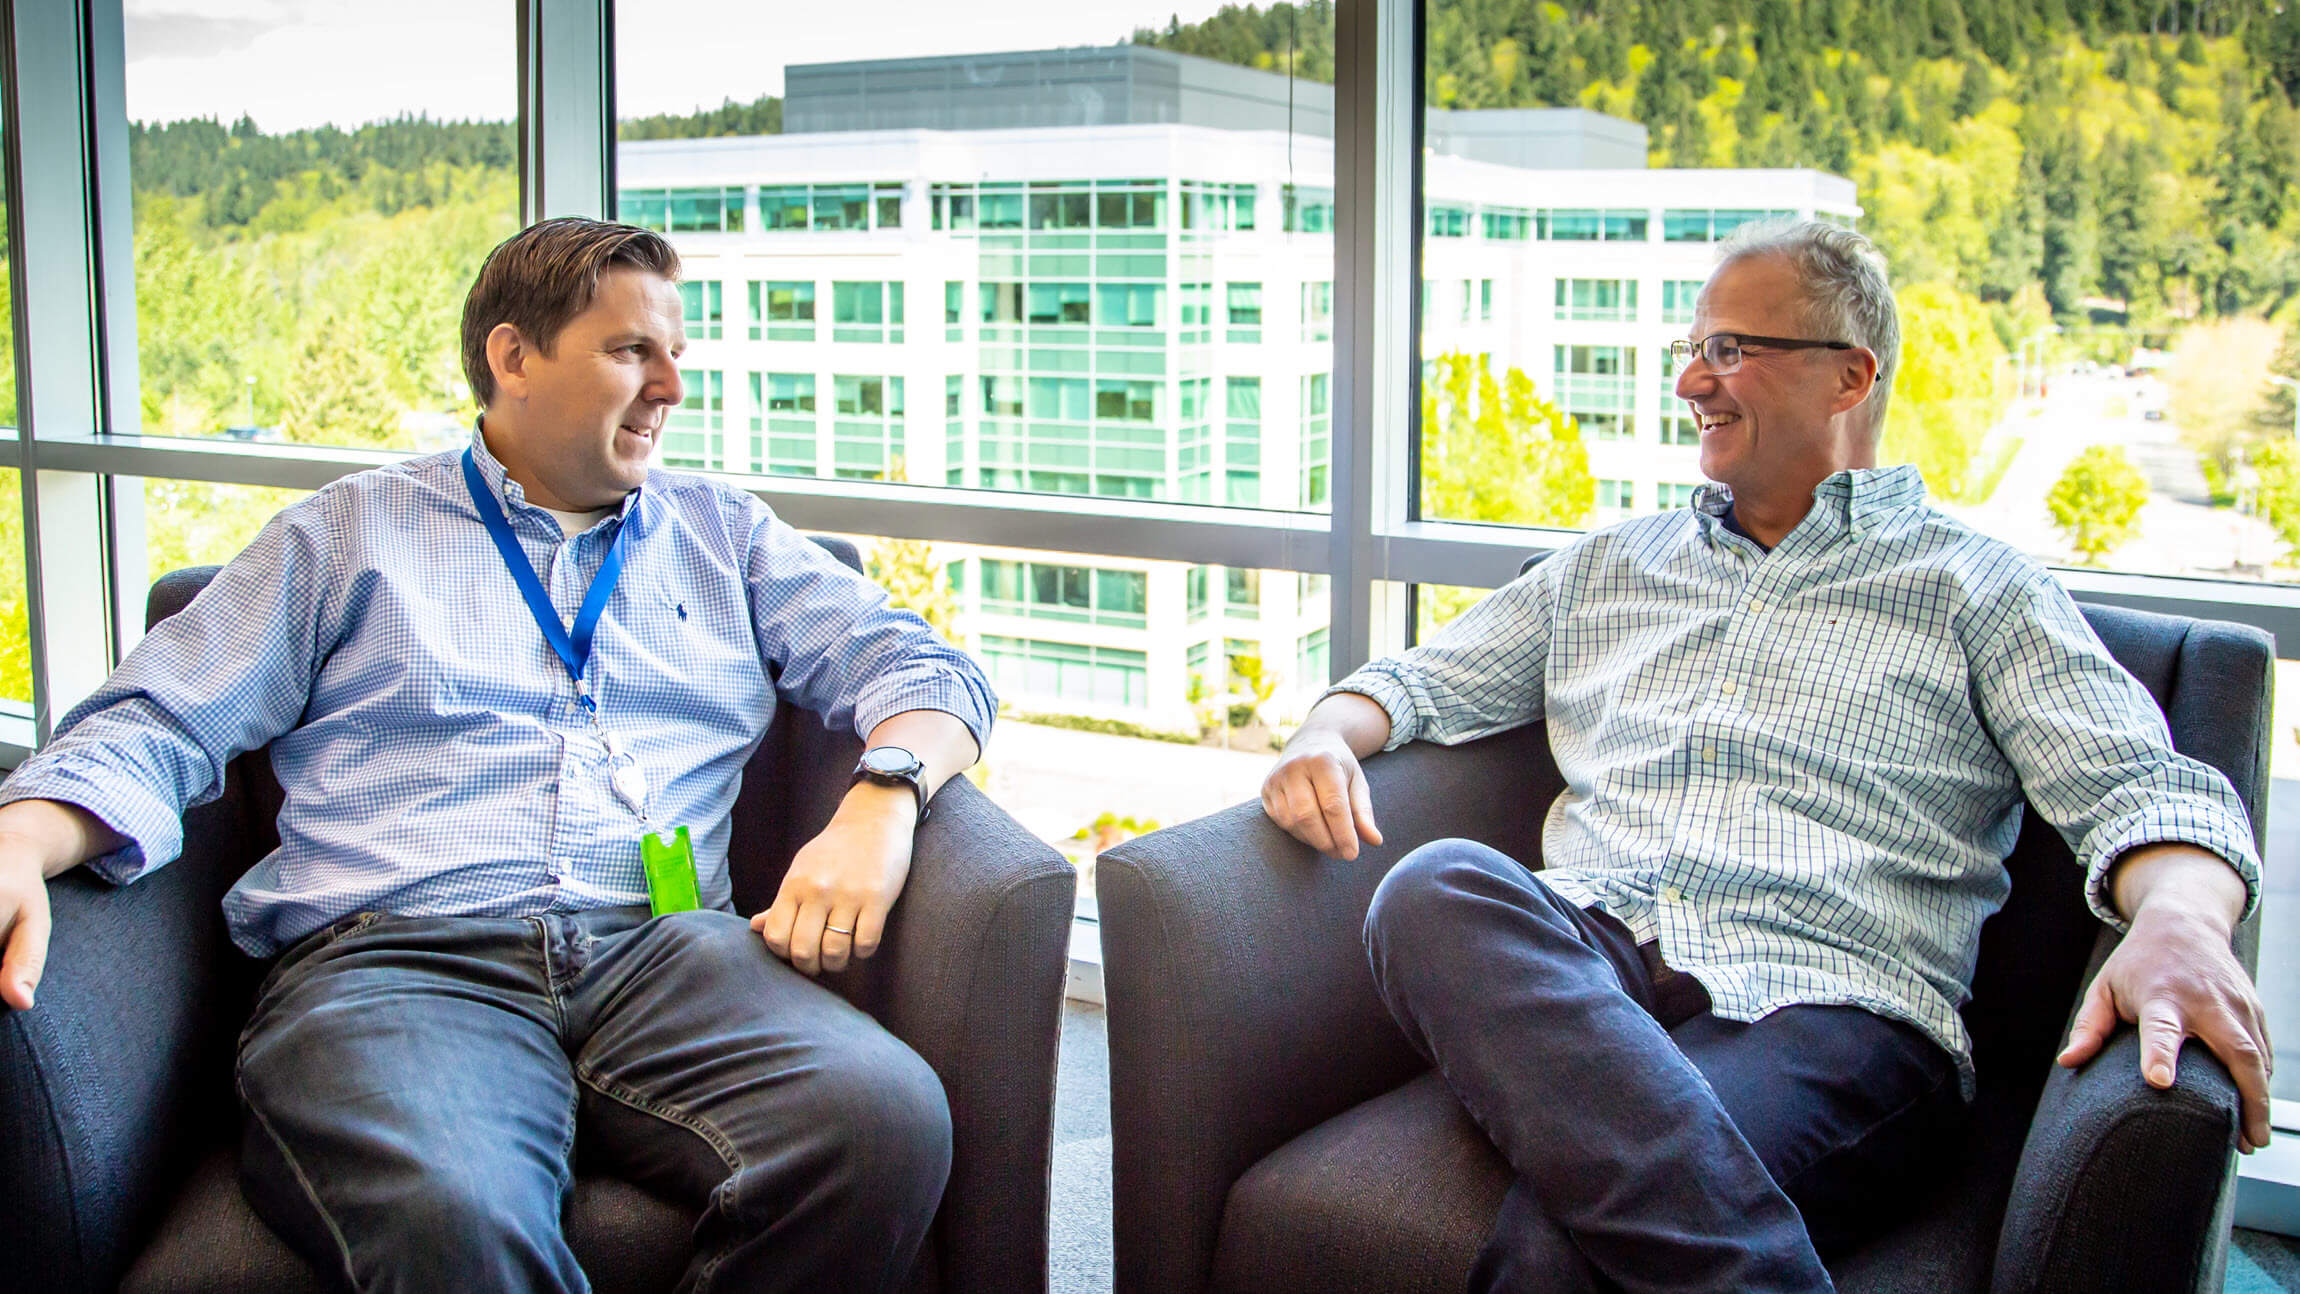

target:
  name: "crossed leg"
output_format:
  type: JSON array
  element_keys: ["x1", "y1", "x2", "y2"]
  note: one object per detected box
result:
[{"x1": 1366, "y1": 839, "x2": 1960, "y2": 1294}]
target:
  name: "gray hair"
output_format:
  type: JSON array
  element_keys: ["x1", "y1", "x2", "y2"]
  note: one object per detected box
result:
[{"x1": 1713, "y1": 219, "x2": 1900, "y2": 437}]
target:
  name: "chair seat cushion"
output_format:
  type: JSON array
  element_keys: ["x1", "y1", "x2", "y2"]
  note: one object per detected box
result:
[
  {"x1": 121, "y1": 1146, "x2": 696, "y2": 1294},
  {"x1": 1209, "y1": 1071, "x2": 1512, "y2": 1293},
  {"x1": 1208, "y1": 1068, "x2": 2028, "y2": 1294}
]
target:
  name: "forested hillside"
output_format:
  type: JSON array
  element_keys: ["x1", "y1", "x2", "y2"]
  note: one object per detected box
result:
[{"x1": 1139, "y1": 1, "x2": 2300, "y2": 497}]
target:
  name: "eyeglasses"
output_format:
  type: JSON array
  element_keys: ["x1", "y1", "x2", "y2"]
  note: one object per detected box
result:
[{"x1": 1670, "y1": 333, "x2": 1854, "y2": 375}]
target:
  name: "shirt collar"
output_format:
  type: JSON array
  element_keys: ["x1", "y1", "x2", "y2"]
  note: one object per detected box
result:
[
  {"x1": 466, "y1": 420, "x2": 652, "y2": 537},
  {"x1": 1692, "y1": 464, "x2": 1925, "y2": 544}
]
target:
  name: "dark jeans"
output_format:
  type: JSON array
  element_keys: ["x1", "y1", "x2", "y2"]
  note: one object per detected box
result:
[
  {"x1": 234, "y1": 906, "x2": 951, "y2": 1294},
  {"x1": 1365, "y1": 839, "x2": 1965, "y2": 1294}
]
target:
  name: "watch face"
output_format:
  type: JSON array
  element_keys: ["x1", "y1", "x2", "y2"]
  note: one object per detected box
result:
[{"x1": 862, "y1": 746, "x2": 917, "y2": 775}]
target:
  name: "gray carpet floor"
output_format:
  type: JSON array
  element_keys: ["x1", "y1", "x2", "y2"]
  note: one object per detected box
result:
[
  {"x1": 1051, "y1": 1001, "x2": 1114, "y2": 1294},
  {"x1": 1051, "y1": 998, "x2": 2300, "y2": 1293}
]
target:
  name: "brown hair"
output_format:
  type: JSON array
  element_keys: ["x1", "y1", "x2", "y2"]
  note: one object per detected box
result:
[{"x1": 459, "y1": 217, "x2": 681, "y2": 407}]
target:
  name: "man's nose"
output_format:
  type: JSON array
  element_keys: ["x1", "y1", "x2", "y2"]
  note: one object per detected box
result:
[{"x1": 650, "y1": 356, "x2": 684, "y2": 407}]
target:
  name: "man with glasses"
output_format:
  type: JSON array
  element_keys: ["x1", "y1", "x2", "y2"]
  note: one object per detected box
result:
[{"x1": 1262, "y1": 221, "x2": 2266, "y2": 1290}]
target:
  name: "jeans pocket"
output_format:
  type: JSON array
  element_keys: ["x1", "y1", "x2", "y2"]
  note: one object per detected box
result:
[{"x1": 243, "y1": 911, "x2": 391, "y2": 1048}]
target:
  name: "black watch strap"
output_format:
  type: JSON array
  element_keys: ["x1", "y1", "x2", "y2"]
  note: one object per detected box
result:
[{"x1": 853, "y1": 747, "x2": 931, "y2": 823}]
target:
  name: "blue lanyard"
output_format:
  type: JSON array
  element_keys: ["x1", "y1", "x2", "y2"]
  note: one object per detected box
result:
[{"x1": 461, "y1": 448, "x2": 632, "y2": 712}]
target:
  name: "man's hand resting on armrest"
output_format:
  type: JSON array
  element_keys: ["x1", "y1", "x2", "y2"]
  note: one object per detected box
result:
[
  {"x1": 2058, "y1": 842, "x2": 2273, "y2": 1152},
  {"x1": 753, "y1": 708, "x2": 980, "y2": 978},
  {"x1": 1261, "y1": 691, "x2": 1392, "y2": 861},
  {"x1": 0, "y1": 798, "x2": 128, "y2": 1010}
]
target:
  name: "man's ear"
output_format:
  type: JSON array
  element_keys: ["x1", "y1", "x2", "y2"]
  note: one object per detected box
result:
[
  {"x1": 1832, "y1": 347, "x2": 1881, "y2": 416},
  {"x1": 486, "y1": 323, "x2": 532, "y2": 403}
]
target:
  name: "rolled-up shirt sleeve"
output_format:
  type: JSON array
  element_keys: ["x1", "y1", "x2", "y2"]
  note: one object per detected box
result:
[
  {"x1": 0, "y1": 496, "x2": 342, "y2": 885},
  {"x1": 1325, "y1": 556, "x2": 1557, "y2": 752},
  {"x1": 1967, "y1": 568, "x2": 2262, "y2": 932},
  {"x1": 741, "y1": 501, "x2": 996, "y2": 754}
]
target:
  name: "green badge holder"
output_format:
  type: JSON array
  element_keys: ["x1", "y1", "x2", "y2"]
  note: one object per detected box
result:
[{"x1": 642, "y1": 826, "x2": 700, "y2": 917}]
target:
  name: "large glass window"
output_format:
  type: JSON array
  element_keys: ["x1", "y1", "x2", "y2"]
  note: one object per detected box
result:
[
  {"x1": 1415, "y1": 0, "x2": 2300, "y2": 596},
  {"x1": 0, "y1": 85, "x2": 21, "y2": 707},
  {"x1": 615, "y1": 3, "x2": 1333, "y2": 921},
  {"x1": 620, "y1": 8, "x2": 1331, "y2": 526},
  {"x1": 124, "y1": 2, "x2": 517, "y2": 464}
]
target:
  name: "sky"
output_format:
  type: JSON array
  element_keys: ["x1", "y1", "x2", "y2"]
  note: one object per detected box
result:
[{"x1": 123, "y1": 0, "x2": 1241, "y2": 132}]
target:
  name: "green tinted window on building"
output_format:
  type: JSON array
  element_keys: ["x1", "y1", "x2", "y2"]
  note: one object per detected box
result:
[{"x1": 680, "y1": 280, "x2": 722, "y2": 339}]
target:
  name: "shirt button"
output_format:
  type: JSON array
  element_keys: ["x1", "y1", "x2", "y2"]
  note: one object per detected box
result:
[
  {"x1": 1719, "y1": 679, "x2": 1736, "y2": 696},
  {"x1": 1749, "y1": 599, "x2": 1767, "y2": 615},
  {"x1": 1702, "y1": 746, "x2": 1717, "y2": 761},
  {"x1": 1662, "y1": 885, "x2": 1683, "y2": 902}
]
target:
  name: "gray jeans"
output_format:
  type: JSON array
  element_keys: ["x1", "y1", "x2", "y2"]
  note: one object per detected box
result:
[{"x1": 235, "y1": 905, "x2": 951, "y2": 1293}]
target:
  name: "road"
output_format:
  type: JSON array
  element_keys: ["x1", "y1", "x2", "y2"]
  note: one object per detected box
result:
[{"x1": 1934, "y1": 371, "x2": 2285, "y2": 578}]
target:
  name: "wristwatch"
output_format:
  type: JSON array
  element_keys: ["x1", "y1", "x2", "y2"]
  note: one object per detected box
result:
[{"x1": 852, "y1": 745, "x2": 931, "y2": 823}]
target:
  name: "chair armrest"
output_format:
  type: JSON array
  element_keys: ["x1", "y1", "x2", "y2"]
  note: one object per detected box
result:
[
  {"x1": 1097, "y1": 722, "x2": 1558, "y2": 1294},
  {"x1": 873, "y1": 775, "x2": 1075, "y2": 1294},
  {"x1": 0, "y1": 791, "x2": 254, "y2": 1293},
  {"x1": 1990, "y1": 930, "x2": 2242, "y2": 1294},
  {"x1": 762, "y1": 769, "x2": 1070, "y2": 1294}
]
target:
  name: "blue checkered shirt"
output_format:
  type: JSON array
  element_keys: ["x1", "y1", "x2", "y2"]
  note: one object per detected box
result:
[
  {"x1": 0, "y1": 431, "x2": 996, "y2": 956},
  {"x1": 1335, "y1": 466, "x2": 2260, "y2": 1091}
]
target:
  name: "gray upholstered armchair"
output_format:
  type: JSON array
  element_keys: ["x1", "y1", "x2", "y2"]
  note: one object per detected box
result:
[
  {"x1": 1098, "y1": 601, "x2": 2270, "y2": 1293},
  {"x1": 1, "y1": 546, "x2": 1078, "y2": 1294}
]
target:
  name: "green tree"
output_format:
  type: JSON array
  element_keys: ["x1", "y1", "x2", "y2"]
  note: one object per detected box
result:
[
  {"x1": 2247, "y1": 435, "x2": 2300, "y2": 559},
  {"x1": 1885, "y1": 280, "x2": 2011, "y2": 500},
  {"x1": 863, "y1": 459, "x2": 959, "y2": 642},
  {"x1": 866, "y1": 536, "x2": 959, "y2": 642},
  {"x1": 2046, "y1": 444, "x2": 2150, "y2": 563},
  {"x1": 2165, "y1": 316, "x2": 2281, "y2": 481},
  {"x1": 1419, "y1": 351, "x2": 1594, "y2": 528}
]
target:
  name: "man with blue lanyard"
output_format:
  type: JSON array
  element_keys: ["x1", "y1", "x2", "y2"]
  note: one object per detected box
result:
[
  {"x1": 1262, "y1": 221, "x2": 2270, "y2": 1291},
  {"x1": 0, "y1": 217, "x2": 994, "y2": 1292}
]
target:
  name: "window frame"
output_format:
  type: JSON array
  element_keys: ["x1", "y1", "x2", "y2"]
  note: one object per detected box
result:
[{"x1": 10, "y1": 0, "x2": 2300, "y2": 774}]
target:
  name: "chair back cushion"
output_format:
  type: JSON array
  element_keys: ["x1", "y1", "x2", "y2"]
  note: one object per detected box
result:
[{"x1": 1962, "y1": 602, "x2": 2270, "y2": 1097}]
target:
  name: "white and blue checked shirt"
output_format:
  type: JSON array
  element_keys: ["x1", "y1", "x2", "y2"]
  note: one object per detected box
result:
[
  {"x1": 0, "y1": 430, "x2": 996, "y2": 956},
  {"x1": 1336, "y1": 465, "x2": 2260, "y2": 1091}
]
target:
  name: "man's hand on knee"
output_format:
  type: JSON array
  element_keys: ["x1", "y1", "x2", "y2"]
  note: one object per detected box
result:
[{"x1": 753, "y1": 783, "x2": 916, "y2": 977}]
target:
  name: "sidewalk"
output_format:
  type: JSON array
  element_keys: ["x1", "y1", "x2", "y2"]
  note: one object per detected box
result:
[{"x1": 981, "y1": 720, "x2": 1277, "y2": 914}]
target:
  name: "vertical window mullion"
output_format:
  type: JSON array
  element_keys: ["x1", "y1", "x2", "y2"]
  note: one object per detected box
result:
[
  {"x1": 522, "y1": 0, "x2": 613, "y2": 223},
  {"x1": 4, "y1": 0, "x2": 121, "y2": 741},
  {"x1": 1328, "y1": 0, "x2": 1418, "y2": 681}
]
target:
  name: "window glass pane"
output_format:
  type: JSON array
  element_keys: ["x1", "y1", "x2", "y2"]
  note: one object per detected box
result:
[
  {"x1": 145, "y1": 482, "x2": 313, "y2": 573},
  {"x1": 0, "y1": 86, "x2": 20, "y2": 707},
  {"x1": 829, "y1": 539, "x2": 1316, "y2": 923},
  {"x1": 0, "y1": 468, "x2": 25, "y2": 708},
  {"x1": 618, "y1": 7, "x2": 1337, "y2": 921},
  {"x1": 1417, "y1": 0, "x2": 2300, "y2": 593},
  {"x1": 616, "y1": 6, "x2": 1331, "y2": 519},
  {"x1": 125, "y1": 2, "x2": 516, "y2": 453}
]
